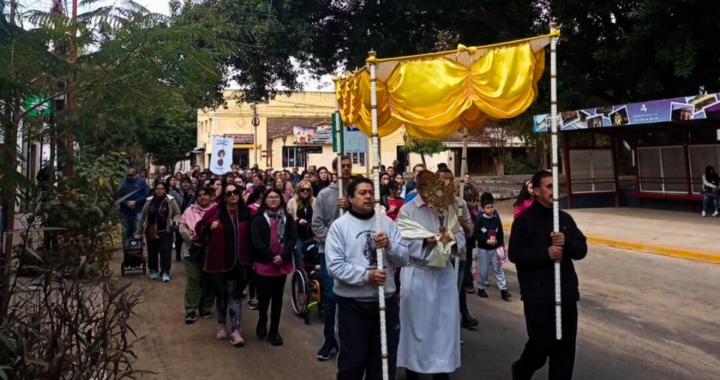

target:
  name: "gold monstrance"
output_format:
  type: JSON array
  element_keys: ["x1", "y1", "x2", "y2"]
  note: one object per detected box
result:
[{"x1": 419, "y1": 174, "x2": 457, "y2": 243}]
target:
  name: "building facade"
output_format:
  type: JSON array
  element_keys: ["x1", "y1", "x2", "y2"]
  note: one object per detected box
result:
[{"x1": 196, "y1": 91, "x2": 527, "y2": 175}]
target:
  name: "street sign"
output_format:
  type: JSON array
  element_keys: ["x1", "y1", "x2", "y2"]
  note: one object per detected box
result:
[
  {"x1": 306, "y1": 146, "x2": 323, "y2": 154},
  {"x1": 252, "y1": 117, "x2": 260, "y2": 127},
  {"x1": 24, "y1": 96, "x2": 51, "y2": 118}
]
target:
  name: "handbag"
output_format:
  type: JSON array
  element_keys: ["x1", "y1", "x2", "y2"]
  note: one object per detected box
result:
[
  {"x1": 147, "y1": 224, "x2": 159, "y2": 239},
  {"x1": 189, "y1": 243, "x2": 205, "y2": 262}
]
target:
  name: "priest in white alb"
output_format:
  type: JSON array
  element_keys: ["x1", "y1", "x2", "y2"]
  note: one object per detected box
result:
[{"x1": 396, "y1": 170, "x2": 464, "y2": 380}]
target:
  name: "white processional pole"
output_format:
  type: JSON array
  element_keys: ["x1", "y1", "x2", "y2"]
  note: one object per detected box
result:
[
  {"x1": 455, "y1": 127, "x2": 468, "y2": 288},
  {"x1": 368, "y1": 50, "x2": 389, "y2": 380},
  {"x1": 550, "y1": 21, "x2": 562, "y2": 341},
  {"x1": 333, "y1": 76, "x2": 344, "y2": 217}
]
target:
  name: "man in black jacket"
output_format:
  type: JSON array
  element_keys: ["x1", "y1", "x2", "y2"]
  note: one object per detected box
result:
[{"x1": 508, "y1": 170, "x2": 587, "y2": 380}]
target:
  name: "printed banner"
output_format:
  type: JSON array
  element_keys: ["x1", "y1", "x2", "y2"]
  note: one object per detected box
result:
[
  {"x1": 224, "y1": 133, "x2": 254, "y2": 144},
  {"x1": 294, "y1": 125, "x2": 333, "y2": 145},
  {"x1": 210, "y1": 136, "x2": 234, "y2": 174},
  {"x1": 534, "y1": 92, "x2": 720, "y2": 133}
]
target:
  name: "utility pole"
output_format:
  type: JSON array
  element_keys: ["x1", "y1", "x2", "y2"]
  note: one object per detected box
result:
[
  {"x1": 251, "y1": 104, "x2": 259, "y2": 167},
  {"x1": 64, "y1": 0, "x2": 77, "y2": 178}
]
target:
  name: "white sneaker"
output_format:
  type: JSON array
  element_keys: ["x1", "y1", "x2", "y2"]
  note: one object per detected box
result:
[
  {"x1": 702, "y1": 211, "x2": 706, "y2": 217},
  {"x1": 713, "y1": 211, "x2": 718, "y2": 217}
]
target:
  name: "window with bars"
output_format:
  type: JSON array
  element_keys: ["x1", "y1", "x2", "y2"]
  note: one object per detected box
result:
[{"x1": 282, "y1": 147, "x2": 306, "y2": 168}]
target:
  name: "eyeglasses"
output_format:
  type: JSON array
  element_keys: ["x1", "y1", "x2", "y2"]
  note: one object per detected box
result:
[
  {"x1": 225, "y1": 190, "x2": 241, "y2": 197},
  {"x1": 299, "y1": 188, "x2": 311, "y2": 193}
]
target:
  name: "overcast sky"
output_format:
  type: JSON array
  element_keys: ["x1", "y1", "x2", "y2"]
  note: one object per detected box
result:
[{"x1": 15, "y1": 0, "x2": 332, "y2": 91}]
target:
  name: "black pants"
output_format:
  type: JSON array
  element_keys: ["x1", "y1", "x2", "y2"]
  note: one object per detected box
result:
[
  {"x1": 147, "y1": 232, "x2": 172, "y2": 274},
  {"x1": 257, "y1": 274, "x2": 287, "y2": 333},
  {"x1": 335, "y1": 296, "x2": 400, "y2": 380},
  {"x1": 513, "y1": 302, "x2": 578, "y2": 380},
  {"x1": 463, "y1": 239, "x2": 474, "y2": 288},
  {"x1": 405, "y1": 370, "x2": 450, "y2": 380},
  {"x1": 174, "y1": 231, "x2": 183, "y2": 261},
  {"x1": 248, "y1": 269, "x2": 258, "y2": 299}
]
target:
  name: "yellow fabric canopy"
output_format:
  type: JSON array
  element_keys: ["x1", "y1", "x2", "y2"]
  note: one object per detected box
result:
[{"x1": 336, "y1": 32, "x2": 555, "y2": 139}]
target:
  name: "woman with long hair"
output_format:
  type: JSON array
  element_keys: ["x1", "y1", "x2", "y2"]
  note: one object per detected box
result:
[
  {"x1": 250, "y1": 188, "x2": 297, "y2": 346},
  {"x1": 286, "y1": 179, "x2": 315, "y2": 267},
  {"x1": 195, "y1": 183, "x2": 253, "y2": 346},
  {"x1": 317, "y1": 166, "x2": 332, "y2": 192},
  {"x1": 244, "y1": 185, "x2": 265, "y2": 311},
  {"x1": 274, "y1": 177, "x2": 291, "y2": 203},
  {"x1": 513, "y1": 180, "x2": 535, "y2": 219},
  {"x1": 246, "y1": 186, "x2": 265, "y2": 216},
  {"x1": 385, "y1": 181, "x2": 405, "y2": 221},
  {"x1": 394, "y1": 172, "x2": 407, "y2": 199},
  {"x1": 702, "y1": 165, "x2": 720, "y2": 217},
  {"x1": 139, "y1": 182, "x2": 181, "y2": 282}
]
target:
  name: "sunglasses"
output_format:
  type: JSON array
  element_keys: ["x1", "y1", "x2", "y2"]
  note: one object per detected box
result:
[
  {"x1": 299, "y1": 188, "x2": 311, "y2": 193},
  {"x1": 225, "y1": 190, "x2": 241, "y2": 197}
]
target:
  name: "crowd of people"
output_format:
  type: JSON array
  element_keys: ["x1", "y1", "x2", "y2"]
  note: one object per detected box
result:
[{"x1": 116, "y1": 157, "x2": 588, "y2": 380}]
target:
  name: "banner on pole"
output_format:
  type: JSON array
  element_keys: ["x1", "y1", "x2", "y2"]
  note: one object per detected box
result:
[{"x1": 210, "y1": 136, "x2": 234, "y2": 174}]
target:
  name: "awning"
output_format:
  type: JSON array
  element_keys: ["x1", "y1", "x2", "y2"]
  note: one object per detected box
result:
[
  {"x1": 533, "y1": 92, "x2": 720, "y2": 133},
  {"x1": 189, "y1": 147, "x2": 206, "y2": 154}
]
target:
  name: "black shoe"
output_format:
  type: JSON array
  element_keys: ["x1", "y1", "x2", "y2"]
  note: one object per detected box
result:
[
  {"x1": 267, "y1": 331, "x2": 284, "y2": 346},
  {"x1": 247, "y1": 299, "x2": 259, "y2": 310},
  {"x1": 200, "y1": 310, "x2": 214, "y2": 319},
  {"x1": 461, "y1": 311, "x2": 479, "y2": 330},
  {"x1": 316, "y1": 342, "x2": 336, "y2": 361},
  {"x1": 256, "y1": 322, "x2": 268, "y2": 340},
  {"x1": 464, "y1": 285, "x2": 477, "y2": 294},
  {"x1": 185, "y1": 311, "x2": 197, "y2": 324},
  {"x1": 477, "y1": 289, "x2": 489, "y2": 298},
  {"x1": 501, "y1": 289, "x2": 512, "y2": 301}
]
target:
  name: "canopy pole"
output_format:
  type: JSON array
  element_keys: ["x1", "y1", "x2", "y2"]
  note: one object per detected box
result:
[
  {"x1": 333, "y1": 76, "x2": 344, "y2": 216},
  {"x1": 455, "y1": 126, "x2": 468, "y2": 286},
  {"x1": 550, "y1": 21, "x2": 562, "y2": 341},
  {"x1": 368, "y1": 50, "x2": 390, "y2": 380}
]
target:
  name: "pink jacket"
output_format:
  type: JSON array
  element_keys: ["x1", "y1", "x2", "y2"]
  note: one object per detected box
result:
[{"x1": 513, "y1": 199, "x2": 534, "y2": 219}]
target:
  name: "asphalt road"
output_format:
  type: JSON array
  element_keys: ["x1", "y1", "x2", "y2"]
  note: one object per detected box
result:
[{"x1": 122, "y1": 244, "x2": 720, "y2": 380}]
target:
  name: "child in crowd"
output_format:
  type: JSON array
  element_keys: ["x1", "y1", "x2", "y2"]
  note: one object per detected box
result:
[{"x1": 474, "y1": 192, "x2": 512, "y2": 301}]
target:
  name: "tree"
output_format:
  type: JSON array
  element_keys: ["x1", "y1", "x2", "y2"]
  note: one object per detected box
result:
[
  {"x1": 481, "y1": 123, "x2": 520, "y2": 177},
  {"x1": 402, "y1": 134, "x2": 447, "y2": 167},
  {"x1": 1, "y1": 1, "x2": 228, "y2": 275},
  {"x1": 137, "y1": 97, "x2": 198, "y2": 170}
]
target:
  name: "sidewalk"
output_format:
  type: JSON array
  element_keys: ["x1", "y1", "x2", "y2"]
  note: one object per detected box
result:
[{"x1": 494, "y1": 200, "x2": 720, "y2": 264}]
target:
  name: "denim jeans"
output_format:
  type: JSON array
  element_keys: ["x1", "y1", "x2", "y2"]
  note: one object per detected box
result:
[
  {"x1": 120, "y1": 213, "x2": 141, "y2": 245},
  {"x1": 702, "y1": 193, "x2": 719, "y2": 214},
  {"x1": 294, "y1": 240, "x2": 304, "y2": 269}
]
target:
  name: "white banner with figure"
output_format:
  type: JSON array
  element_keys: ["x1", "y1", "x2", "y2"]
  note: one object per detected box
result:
[{"x1": 210, "y1": 136, "x2": 234, "y2": 174}]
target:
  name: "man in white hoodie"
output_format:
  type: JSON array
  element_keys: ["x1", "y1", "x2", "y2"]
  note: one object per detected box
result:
[{"x1": 326, "y1": 177, "x2": 409, "y2": 380}]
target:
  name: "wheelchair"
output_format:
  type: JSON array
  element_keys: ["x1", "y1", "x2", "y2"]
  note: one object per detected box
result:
[{"x1": 290, "y1": 242, "x2": 323, "y2": 324}]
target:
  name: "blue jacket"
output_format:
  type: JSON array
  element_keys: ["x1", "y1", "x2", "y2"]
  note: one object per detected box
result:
[{"x1": 118, "y1": 178, "x2": 149, "y2": 216}]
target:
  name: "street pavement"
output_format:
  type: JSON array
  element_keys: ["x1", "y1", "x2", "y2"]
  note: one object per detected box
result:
[{"x1": 122, "y1": 244, "x2": 720, "y2": 380}]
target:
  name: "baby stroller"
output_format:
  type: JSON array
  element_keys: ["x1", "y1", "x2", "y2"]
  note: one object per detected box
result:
[
  {"x1": 290, "y1": 241, "x2": 323, "y2": 325},
  {"x1": 121, "y1": 238, "x2": 146, "y2": 276}
]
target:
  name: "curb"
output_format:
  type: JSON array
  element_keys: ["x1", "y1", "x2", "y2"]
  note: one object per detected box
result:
[{"x1": 501, "y1": 223, "x2": 720, "y2": 265}]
